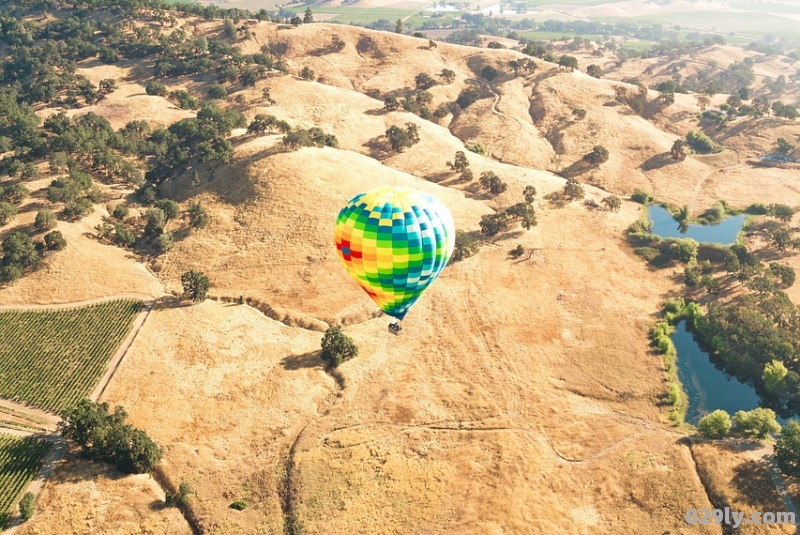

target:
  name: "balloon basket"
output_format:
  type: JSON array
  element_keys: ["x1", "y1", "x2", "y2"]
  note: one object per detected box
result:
[{"x1": 388, "y1": 321, "x2": 404, "y2": 335}]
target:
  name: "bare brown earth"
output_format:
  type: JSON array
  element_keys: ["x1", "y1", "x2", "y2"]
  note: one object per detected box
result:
[{"x1": 6, "y1": 19, "x2": 800, "y2": 535}]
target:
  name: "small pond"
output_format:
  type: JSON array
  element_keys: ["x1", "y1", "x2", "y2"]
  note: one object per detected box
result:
[
  {"x1": 672, "y1": 322, "x2": 762, "y2": 423},
  {"x1": 648, "y1": 205, "x2": 746, "y2": 245}
]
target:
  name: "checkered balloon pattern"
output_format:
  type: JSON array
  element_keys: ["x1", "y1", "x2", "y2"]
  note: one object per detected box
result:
[{"x1": 334, "y1": 187, "x2": 456, "y2": 320}]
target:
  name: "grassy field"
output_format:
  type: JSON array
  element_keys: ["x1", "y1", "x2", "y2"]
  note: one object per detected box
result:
[
  {"x1": 600, "y1": 11, "x2": 800, "y2": 37},
  {"x1": 0, "y1": 434, "x2": 49, "y2": 515},
  {"x1": 287, "y1": 6, "x2": 423, "y2": 25},
  {"x1": 0, "y1": 300, "x2": 141, "y2": 414}
]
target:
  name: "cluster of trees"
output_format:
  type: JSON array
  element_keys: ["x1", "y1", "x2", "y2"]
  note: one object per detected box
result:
[
  {"x1": 59, "y1": 400, "x2": 163, "y2": 474},
  {"x1": 283, "y1": 127, "x2": 338, "y2": 150},
  {"x1": 697, "y1": 408, "x2": 780, "y2": 440},
  {"x1": 385, "y1": 123, "x2": 420, "y2": 152},
  {"x1": 1, "y1": 230, "x2": 66, "y2": 283},
  {"x1": 479, "y1": 186, "x2": 537, "y2": 236}
]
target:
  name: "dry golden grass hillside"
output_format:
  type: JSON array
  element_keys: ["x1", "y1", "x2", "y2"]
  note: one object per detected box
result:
[{"x1": 7, "y1": 17, "x2": 800, "y2": 535}]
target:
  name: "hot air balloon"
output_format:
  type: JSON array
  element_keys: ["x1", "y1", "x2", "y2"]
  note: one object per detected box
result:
[{"x1": 334, "y1": 187, "x2": 455, "y2": 327}]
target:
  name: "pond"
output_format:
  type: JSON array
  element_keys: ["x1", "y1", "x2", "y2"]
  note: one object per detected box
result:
[
  {"x1": 672, "y1": 321, "x2": 762, "y2": 424},
  {"x1": 648, "y1": 205, "x2": 746, "y2": 245}
]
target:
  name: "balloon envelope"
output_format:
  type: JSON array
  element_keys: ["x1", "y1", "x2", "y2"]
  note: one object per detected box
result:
[{"x1": 334, "y1": 187, "x2": 456, "y2": 320}]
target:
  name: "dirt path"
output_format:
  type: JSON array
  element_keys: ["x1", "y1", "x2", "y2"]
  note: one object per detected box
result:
[
  {"x1": 689, "y1": 148, "x2": 742, "y2": 214},
  {"x1": 92, "y1": 300, "x2": 155, "y2": 402}
]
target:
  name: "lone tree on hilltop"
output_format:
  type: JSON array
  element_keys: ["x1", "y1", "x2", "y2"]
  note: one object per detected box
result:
[
  {"x1": 563, "y1": 178, "x2": 585, "y2": 200},
  {"x1": 558, "y1": 55, "x2": 578, "y2": 72},
  {"x1": 181, "y1": 270, "x2": 210, "y2": 302},
  {"x1": 671, "y1": 139, "x2": 687, "y2": 161},
  {"x1": 303, "y1": 7, "x2": 313, "y2": 23},
  {"x1": 440, "y1": 69, "x2": 456, "y2": 84},
  {"x1": 586, "y1": 64, "x2": 602, "y2": 78},
  {"x1": 321, "y1": 326, "x2": 358, "y2": 368},
  {"x1": 395, "y1": 19, "x2": 403, "y2": 34},
  {"x1": 448, "y1": 151, "x2": 470, "y2": 173},
  {"x1": 584, "y1": 145, "x2": 609, "y2": 165},
  {"x1": 384, "y1": 97, "x2": 400, "y2": 111}
]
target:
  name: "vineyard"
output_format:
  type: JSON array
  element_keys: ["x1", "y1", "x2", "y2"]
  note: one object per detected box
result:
[
  {"x1": 0, "y1": 433, "x2": 49, "y2": 514},
  {"x1": 0, "y1": 299, "x2": 142, "y2": 414}
]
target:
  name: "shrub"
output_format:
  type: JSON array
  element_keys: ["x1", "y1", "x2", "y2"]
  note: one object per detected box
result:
[
  {"x1": 230, "y1": 499, "x2": 249, "y2": 510},
  {"x1": 114, "y1": 225, "x2": 135, "y2": 248},
  {"x1": 35, "y1": 209, "x2": 57, "y2": 231},
  {"x1": 583, "y1": 145, "x2": 609, "y2": 165},
  {"x1": 63, "y1": 198, "x2": 94, "y2": 220},
  {"x1": 509, "y1": 244, "x2": 526, "y2": 259},
  {"x1": 207, "y1": 84, "x2": 228, "y2": 99},
  {"x1": 563, "y1": 178, "x2": 585, "y2": 200},
  {"x1": 733, "y1": 408, "x2": 781, "y2": 439},
  {"x1": 145, "y1": 81, "x2": 168, "y2": 97},
  {"x1": 320, "y1": 326, "x2": 358, "y2": 368},
  {"x1": 300, "y1": 66, "x2": 315, "y2": 81},
  {"x1": 451, "y1": 231, "x2": 480, "y2": 262},
  {"x1": 686, "y1": 130, "x2": 717, "y2": 154},
  {"x1": 481, "y1": 65, "x2": 499, "y2": 81},
  {"x1": 479, "y1": 171, "x2": 507, "y2": 195},
  {"x1": 136, "y1": 185, "x2": 157, "y2": 206},
  {"x1": 19, "y1": 492, "x2": 34, "y2": 521},
  {"x1": 0, "y1": 202, "x2": 17, "y2": 226},
  {"x1": 602, "y1": 195, "x2": 622, "y2": 212},
  {"x1": 456, "y1": 86, "x2": 482, "y2": 109},
  {"x1": 415, "y1": 73, "x2": 436, "y2": 90},
  {"x1": 464, "y1": 142, "x2": 485, "y2": 155},
  {"x1": 155, "y1": 232, "x2": 174, "y2": 253},
  {"x1": 634, "y1": 247, "x2": 660, "y2": 262},
  {"x1": 631, "y1": 189, "x2": 654, "y2": 204},
  {"x1": 776, "y1": 421, "x2": 800, "y2": 477},
  {"x1": 697, "y1": 410, "x2": 732, "y2": 438},
  {"x1": 44, "y1": 231, "x2": 67, "y2": 251},
  {"x1": 112, "y1": 205, "x2": 129, "y2": 221},
  {"x1": 188, "y1": 203, "x2": 210, "y2": 229}
]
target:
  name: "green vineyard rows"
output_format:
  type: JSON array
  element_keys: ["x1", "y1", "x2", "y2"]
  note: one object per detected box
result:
[
  {"x1": 0, "y1": 299, "x2": 142, "y2": 414},
  {"x1": 0, "y1": 433, "x2": 49, "y2": 514}
]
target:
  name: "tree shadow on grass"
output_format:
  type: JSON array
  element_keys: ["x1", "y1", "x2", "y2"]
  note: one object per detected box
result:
[
  {"x1": 281, "y1": 351, "x2": 322, "y2": 371},
  {"x1": 639, "y1": 152, "x2": 676, "y2": 171},
  {"x1": 556, "y1": 158, "x2": 594, "y2": 179},
  {"x1": 732, "y1": 459, "x2": 784, "y2": 508},
  {"x1": 362, "y1": 136, "x2": 392, "y2": 161}
]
